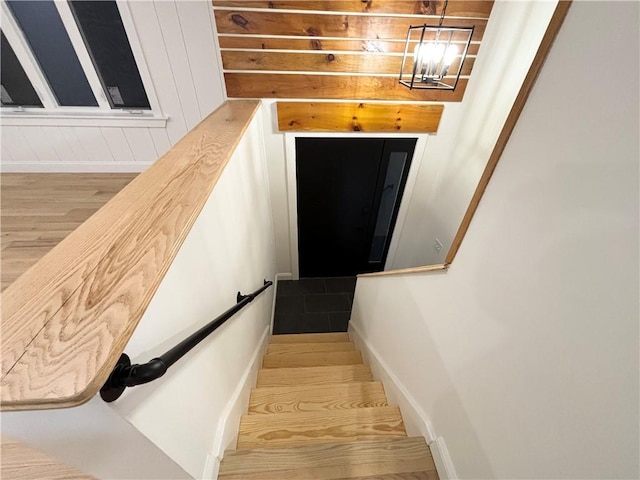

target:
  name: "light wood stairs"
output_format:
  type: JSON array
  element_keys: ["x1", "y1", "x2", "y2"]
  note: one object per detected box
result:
[{"x1": 219, "y1": 332, "x2": 439, "y2": 479}]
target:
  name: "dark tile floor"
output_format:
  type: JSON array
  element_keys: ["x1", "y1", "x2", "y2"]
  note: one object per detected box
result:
[{"x1": 273, "y1": 277, "x2": 356, "y2": 334}]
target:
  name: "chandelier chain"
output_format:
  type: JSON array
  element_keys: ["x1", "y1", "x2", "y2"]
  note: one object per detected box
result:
[{"x1": 438, "y1": 0, "x2": 449, "y2": 28}]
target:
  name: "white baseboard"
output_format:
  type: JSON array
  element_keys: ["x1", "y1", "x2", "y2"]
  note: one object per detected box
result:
[
  {"x1": 430, "y1": 437, "x2": 459, "y2": 480},
  {"x1": 348, "y1": 322, "x2": 458, "y2": 480},
  {"x1": 275, "y1": 273, "x2": 292, "y2": 281},
  {"x1": 206, "y1": 326, "x2": 270, "y2": 479},
  {"x1": 0, "y1": 162, "x2": 152, "y2": 173},
  {"x1": 348, "y1": 322, "x2": 435, "y2": 441}
]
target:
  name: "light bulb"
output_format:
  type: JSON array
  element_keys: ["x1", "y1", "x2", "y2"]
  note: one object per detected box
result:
[
  {"x1": 432, "y1": 43, "x2": 445, "y2": 63},
  {"x1": 444, "y1": 45, "x2": 458, "y2": 67},
  {"x1": 415, "y1": 42, "x2": 436, "y2": 63}
]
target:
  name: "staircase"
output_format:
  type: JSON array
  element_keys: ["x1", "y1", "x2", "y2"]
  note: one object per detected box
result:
[{"x1": 219, "y1": 332, "x2": 439, "y2": 479}]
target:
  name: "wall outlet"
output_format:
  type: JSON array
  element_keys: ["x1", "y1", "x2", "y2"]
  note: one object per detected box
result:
[{"x1": 433, "y1": 237, "x2": 443, "y2": 254}]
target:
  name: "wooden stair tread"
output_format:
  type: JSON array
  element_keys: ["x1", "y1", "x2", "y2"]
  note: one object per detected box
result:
[
  {"x1": 262, "y1": 350, "x2": 363, "y2": 368},
  {"x1": 257, "y1": 364, "x2": 372, "y2": 388},
  {"x1": 334, "y1": 472, "x2": 437, "y2": 480},
  {"x1": 219, "y1": 437, "x2": 435, "y2": 479},
  {"x1": 249, "y1": 382, "x2": 387, "y2": 414},
  {"x1": 237, "y1": 406, "x2": 406, "y2": 449},
  {"x1": 270, "y1": 333, "x2": 350, "y2": 344},
  {"x1": 266, "y1": 341, "x2": 356, "y2": 355}
]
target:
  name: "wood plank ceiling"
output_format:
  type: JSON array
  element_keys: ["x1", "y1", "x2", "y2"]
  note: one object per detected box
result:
[{"x1": 211, "y1": 0, "x2": 494, "y2": 131}]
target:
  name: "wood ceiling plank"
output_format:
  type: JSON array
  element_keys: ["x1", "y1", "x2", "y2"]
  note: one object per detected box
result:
[
  {"x1": 225, "y1": 73, "x2": 467, "y2": 101},
  {"x1": 222, "y1": 51, "x2": 474, "y2": 76},
  {"x1": 277, "y1": 102, "x2": 444, "y2": 133},
  {"x1": 213, "y1": 0, "x2": 494, "y2": 18},
  {"x1": 214, "y1": 11, "x2": 486, "y2": 42},
  {"x1": 218, "y1": 36, "x2": 481, "y2": 55}
]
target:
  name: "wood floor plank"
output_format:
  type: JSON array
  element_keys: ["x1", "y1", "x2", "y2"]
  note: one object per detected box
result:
[
  {"x1": 270, "y1": 333, "x2": 350, "y2": 344},
  {"x1": 266, "y1": 341, "x2": 355, "y2": 355},
  {"x1": 0, "y1": 173, "x2": 136, "y2": 292},
  {"x1": 249, "y1": 381, "x2": 387, "y2": 414},
  {"x1": 1, "y1": 437, "x2": 93, "y2": 479},
  {"x1": 220, "y1": 437, "x2": 435, "y2": 479},
  {"x1": 256, "y1": 364, "x2": 372, "y2": 387},
  {"x1": 237, "y1": 406, "x2": 406, "y2": 449},
  {"x1": 262, "y1": 350, "x2": 362, "y2": 369}
]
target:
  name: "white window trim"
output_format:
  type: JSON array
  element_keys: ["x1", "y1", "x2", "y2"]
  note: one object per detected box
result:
[
  {"x1": 0, "y1": 0, "x2": 168, "y2": 128},
  {"x1": 53, "y1": 0, "x2": 111, "y2": 109}
]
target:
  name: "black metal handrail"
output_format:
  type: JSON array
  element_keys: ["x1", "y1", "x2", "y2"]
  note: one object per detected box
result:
[{"x1": 100, "y1": 279, "x2": 273, "y2": 402}]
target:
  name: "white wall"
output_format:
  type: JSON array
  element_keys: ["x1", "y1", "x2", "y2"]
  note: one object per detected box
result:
[
  {"x1": 1, "y1": 398, "x2": 191, "y2": 479},
  {"x1": 0, "y1": 0, "x2": 225, "y2": 172},
  {"x1": 390, "y1": 0, "x2": 557, "y2": 269},
  {"x1": 350, "y1": 2, "x2": 639, "y2": 478}
]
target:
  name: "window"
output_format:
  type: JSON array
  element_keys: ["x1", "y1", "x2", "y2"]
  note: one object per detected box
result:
[
  {"x1": 0, "y1": 0, "x2": 162, "y2": 125},
  {"x1": 6, "y1": 0, "x2": 98, "y2": 107},
  {"x1": 69, "y1": 0, "x2": 150, "y2": 109},
  {"x1": 1, "y1": 32, "x2": 42, "y2": 108}
]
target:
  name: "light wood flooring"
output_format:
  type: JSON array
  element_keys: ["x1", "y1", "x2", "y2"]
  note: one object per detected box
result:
[
  {"x1": 1, "y1": 173, "x2": 137, "y2": 291},
  {"x1": 1, "y1": 437, "x2": 93, "y2": 480},
  {"x1": 219, "y1": 333, "x2": 439, "y2": 479}
]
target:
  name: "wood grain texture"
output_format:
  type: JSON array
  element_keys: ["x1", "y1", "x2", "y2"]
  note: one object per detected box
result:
[
  {"x1": 0, "y1": 100, "x2": 260, "y2": 411},
  {"x1": 358, "y1": 264, "x2": 448, "y2": 278},
  {"x1": 249, "y1": 382, "x2": 387, "y2": 414},
  {"x1": 277, "y1": 102, "x2": 444, "y2": 133},
  {"x1": 214, "y1": 11, "x2": 486, "y2": 42},
  {"x1": 1, "y1": 437, "x2": 93, "y2": 480},
  {"x1": 445, "y1": 1, "x2": 572, "y2": 265},
  {"x1": 1, "y1": 174, "x2": 137, "y2": 292},
  {"x1": 270, "y1": 333, "x2": 350, "y2": 343},
  {"x1": 335, "y1": 472, "x2": 437, "y2": 480},
  {"x1": 257, "y1": 364, "x2": 372, "y2": 387},
  {"x1": 213, "y1": 0, "x2": 494, "y2": 18},
  {"x1": 262, "y1": 350, "x2": 363, "y2": 368},
  {"x1": 222, "y1": 51, "x2": 473, "y2": 76},
  {"x1": 237, "y1": 406, "x2": 406, "y2": 449},
  {"x1": 266, "y1": 341, "x2": 356, "y2": 354},
  {"x1": 225, "y1": 74, "x2": 467, "y2": 101},
  {"x1": 219, "y1": 437, "x2": 435, "y2": 479},
  {"x1": 218, "y1": 36, "x2": 481, "y2": 55}
]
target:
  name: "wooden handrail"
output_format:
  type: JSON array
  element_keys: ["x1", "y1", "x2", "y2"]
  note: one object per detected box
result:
[
  {"x1": 357, "y1": 264, "x2": 448, "y2": 278},
  {"x1": 0, "y1": 100, "x2": 261, "y2": 411}
]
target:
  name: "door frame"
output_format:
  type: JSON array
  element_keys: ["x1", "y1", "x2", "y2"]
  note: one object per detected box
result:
[{"x1": 284, "y1": 131, "x2": 429, "y2": 280}]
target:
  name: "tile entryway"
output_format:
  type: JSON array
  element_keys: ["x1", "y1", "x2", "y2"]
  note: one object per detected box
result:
[{"x1": 273, "y1": 278, "x2": 356, "y2": 334}]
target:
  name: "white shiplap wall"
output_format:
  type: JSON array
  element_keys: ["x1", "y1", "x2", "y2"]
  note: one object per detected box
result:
[{"x1": 0, "y1": 0, "x2": 226, "y2": 172}]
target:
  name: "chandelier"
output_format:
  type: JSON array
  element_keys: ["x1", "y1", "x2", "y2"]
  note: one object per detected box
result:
[{"x1": 399, "y1": 0, "x2": 474, "y2": 90}]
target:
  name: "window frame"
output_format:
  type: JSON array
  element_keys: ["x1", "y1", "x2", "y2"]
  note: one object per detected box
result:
[{"x1": 0, "y1": 0, "x2": 166, "y2": 127}]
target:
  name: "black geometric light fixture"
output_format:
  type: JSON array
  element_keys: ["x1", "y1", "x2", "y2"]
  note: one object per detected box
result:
[{"x1": 399, "y1": 0, "x2": 474, "y2": 90}]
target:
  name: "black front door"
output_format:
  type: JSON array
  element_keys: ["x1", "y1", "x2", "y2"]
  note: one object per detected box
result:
[{"x1": 296, "y1": 137, "x2": 416, "y2": 277}]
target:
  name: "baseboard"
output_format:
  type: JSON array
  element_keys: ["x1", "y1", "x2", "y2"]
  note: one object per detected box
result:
[
  {"x1": 206, "y1": 326, "x2": 270, "y2": 479},
  {"x1": 348, "y1": 322, "x2": 435, "y2": 441},
  {"x1": 349, "y1": 323, "x2": 458, "y2": 480},
  {"x1": 0, "y1": 162, "x2": 152, "y2": 173},
  {"x1": 275, "y1": 273, "x2": 292, "y2": 281},
  {"x1": 430, "y1": 437, "x2": 459, "y2": 480}
]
